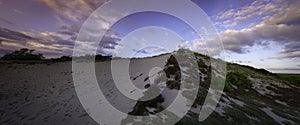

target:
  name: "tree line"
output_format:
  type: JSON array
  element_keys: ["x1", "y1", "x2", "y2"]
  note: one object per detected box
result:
[{"x1": 1, "y1": 48, "x2": 112, "y2": 62}]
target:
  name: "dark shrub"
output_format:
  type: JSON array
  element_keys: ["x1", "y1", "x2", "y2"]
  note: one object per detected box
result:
[
  {"x1": 225, "y1": 72, "x2": 253, "y2": 93},
  {"x1": 1, "y1": 48, "x2": 44, "y2": 60},
  {"x1": 95, "y1": 55, "x2": 111, "y2": 61},
  {"x1": 51, "y1": 56, "x2": 72, "y2": 62}
]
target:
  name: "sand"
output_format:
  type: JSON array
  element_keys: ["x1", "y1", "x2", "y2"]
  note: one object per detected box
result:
[{"x1": 0, "y1": 54, "x2": 170, "y2": 124}]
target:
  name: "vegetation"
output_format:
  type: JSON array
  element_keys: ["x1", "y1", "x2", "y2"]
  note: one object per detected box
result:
[
  {"x1": 228, "y1": 63, "x2": 276, "y2": 76},
  {"x1": 72, "y1": 54, "x2": 112, "y2": 61},
  {"x1": 193, "y1": 51, "x2": 210, "y2": 60},
  {"x1": 275, "y1": 74, "x2": 300, "y2": 84},
  {"x1": 95, "y1": 54, "x2": 112, "y2": 61},
  {"x1": 1, "y1": 48, "x2": 44, "y2": 60},
  {"x1": 0, "y1": 48, "x2": 113, "y2": 62},
  {"x1": 166, "y1": 80, "x2": 180, "y2": 90},
  {"x1": 224, "y1": 72, "x2": 253, "y2": 94},
  {"x1": 51, "y1": 56, "x2": 72, "y2": 62}
]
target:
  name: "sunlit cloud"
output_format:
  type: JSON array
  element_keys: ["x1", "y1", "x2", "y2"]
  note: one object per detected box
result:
[
  {"x1": 212, "y1": 0, "x2": 300, "y2": 59},
  {"x1": 0, "y1": 28, "x2": 73, "y2": 57},
  {"x1": 213, "y1": 0, "x2": 292, "y2": 28},
  {"x1": 40, "y1": 0, "x2": 106, "y2": 21}
]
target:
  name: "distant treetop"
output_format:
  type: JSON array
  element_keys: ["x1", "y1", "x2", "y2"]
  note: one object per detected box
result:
[{"x1": 1, "y1": 48, "x2": 44, "y2": 60}]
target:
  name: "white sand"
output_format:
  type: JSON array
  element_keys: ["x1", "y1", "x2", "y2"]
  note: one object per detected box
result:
[
  {"x1": 0, "y1": 54, "x2": 171, "y2": 124},
  {"x1": 0, "y1": 62, "x2": 98, "y2": 124}
]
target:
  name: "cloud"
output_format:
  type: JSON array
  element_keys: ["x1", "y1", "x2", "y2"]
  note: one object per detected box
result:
[
  {"x1": 57, "y1": 24, "x2": 81, "y2": 42},
  {"x1": 267, "y1": 68, "x2": 300, "y2": 71},
  {"x1": 191, "y1": 38, "x2": 226, "y2": 57},
  {"x1": 74, "y1": 29, "x2": 122, "y2": 56},
  {"x1": 41, "y1": 0, "x2": 127, "y2": 35},
  {"x1": 134, "y1": 49, "x2": 150, "y2": 54},
  {"x1": 59, "y1": 24, "x2": 80, "y2": 36},
  {"x1": 232, "y1": 60, "x2": 252, "y2": 64},
  {"x1": 99, "y1": 30, "x2": 122, "y2": 50},
  {"x1": 177, "y1": 40, "x2": 189, "y2": 50},
  {"x1": 38, "y1": 0, "x2": 128, "y2": 56},
  {"x1": 0, "y1": 28, "x2": 35, "y2": 41},
  {"x1": 0, "y1": 28, "x2": 123, "y2": 57},
  {"x1": 269, "y1": 51, "x2": 300, "y2": 60},
  {"x1": 221, "y1": 24, "x2": 300, "y2": 53},
  {"x1": 139, "y1": 38, "x2": 149, "y2": 46},
  {"x1": 0, "y1": 17, "x2": 14, "y2": 25},
  {"x1": 0, "y1": 28, "x2": 74, "y2": 57},
  {"x1": 214, "y1": 0, "x2": 291, "y2": 28},
  {"x1": 209, "y1": 0, "x2": 300, "y2": 59},
  {"x1": 40, "y1": 0, "x2": 106, "y2": 21},
  {"x1": 133, "y1": 46, "x2": 166, "y2": 55},
  {"x1": 263, "y1": 1, "x2": 300, "y2": 25},
  {"x1": 13, "y1": 9, "x2": 23, "y2": 14}
]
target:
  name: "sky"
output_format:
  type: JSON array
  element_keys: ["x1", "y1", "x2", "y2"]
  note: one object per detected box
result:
[{"x1": 0, "y1": 0, "x2": 299, "y2": 73}]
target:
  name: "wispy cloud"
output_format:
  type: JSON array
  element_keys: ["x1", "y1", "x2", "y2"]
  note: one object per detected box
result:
[
  {"x1": 267, "y1": 68, "x2": 300, "y2": 71},
  {"x1": 40, "y1": 0, "x2": 106, "y2": 21},
  {"x1": 133, "y1": 46, "x2": 166, "y2": 55},
  {"x1": 269, "y1": 52, "x2": 300, "y2": 60},
  {"x1": 13, "y1": 9, "x2": 23, "y2": 14},
  {"x1": 0, "y1": 26, "x2": 126, "y2": 57},
  {"x1": 0, "y1": 17, "x2": 14, "y2": 25},
  {"x1": 0, "y1": 28, "x2": 73, "y2": 57},
  {"x1": 213, "y1": 0, "x2": 290, "y2": 28}
]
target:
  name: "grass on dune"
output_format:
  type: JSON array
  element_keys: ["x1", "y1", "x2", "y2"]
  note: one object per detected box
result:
[{"x1": 275, "y1": 74, "x2": 300, "y2": 84}]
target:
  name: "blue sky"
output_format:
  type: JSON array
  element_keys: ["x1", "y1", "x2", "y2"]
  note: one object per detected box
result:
[{"x1": 0, "y1": 0, "x2": 299, "y2": 73}]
